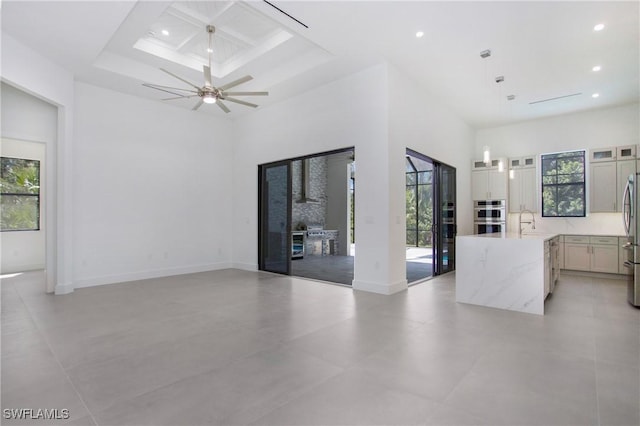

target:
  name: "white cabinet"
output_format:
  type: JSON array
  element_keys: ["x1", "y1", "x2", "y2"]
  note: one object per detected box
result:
[
  {"x1": 471, "y1": 158, "x2": 507, "y2": 200},
  {"x1": 509, "y1": 156, "x2": 537, "y2": 213},
  {"x1": 590, "y1": 147, "x2": 616, "y2": 162},
  {"x1": 590, "y1": 237, "x2": 619, "y2": 273},
  {"x1": 563, "y1": 235, "x2": 619, "y2": 274},
  {"x1": 564, "y1": 236, "x2": 591, "y2": 271},
  {"x1": 590, "y1": 161, "x2": 617, "y2": 212},
  {"x1": 617, "y1": 145, "x2": 636, "y2": 160},
  {"x1": 544, "y1": 240, "x2": 551, "y2": 298},
  {"x1": 559, "y1": 235, "x2": 565, "y2": 269},
  {"x1": 544, "y1": 236, "x2": 560, "y2": 298},
  {"x1": 590, "y1": 145, "x2": 637, "y2": 213},
  {"x1": 551, "y1": 236, "x2": 560, "y2": 285}
]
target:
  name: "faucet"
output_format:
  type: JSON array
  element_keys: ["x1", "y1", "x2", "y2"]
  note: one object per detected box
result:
[{"x1": 519, "y1": 209, "x2": 536, "y2": 236}]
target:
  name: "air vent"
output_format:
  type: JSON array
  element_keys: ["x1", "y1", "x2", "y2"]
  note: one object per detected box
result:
[
  {"x1": 529, "y1": 93, "x2": 582, "y2": 105},
  {"x1": 263, "y1": 1, "x2": 309, "y2": 28}
]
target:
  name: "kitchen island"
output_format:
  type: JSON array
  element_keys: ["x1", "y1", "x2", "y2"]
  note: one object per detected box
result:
[{"x1": 456, "y1": 233, "x2": 559, "y2": 315}]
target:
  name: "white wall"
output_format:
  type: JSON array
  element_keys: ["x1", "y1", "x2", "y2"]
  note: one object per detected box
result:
[
  {"x1": 233, "y1": 64, "x2": 402, "y2": 293},
  {"x1": 476, "y1": 103, "x2": 640, "y2": 235},
  {"x1": 388, "y1": 64, "x2": 476, "y2": 239},
  {"x1": 1, "y1": 33, "x2": 75, "y2": 293},
  {"x1": 233, "y1": 63, "x2": 475, "y2": 293},
  {"x1": 73, "y1": 83, "x2": 234, "y2": 287}
]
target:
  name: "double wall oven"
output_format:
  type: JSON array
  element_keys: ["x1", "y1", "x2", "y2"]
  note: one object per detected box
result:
[{"x1": 474, "y1": 200, "x2": 506, "y2": 236}]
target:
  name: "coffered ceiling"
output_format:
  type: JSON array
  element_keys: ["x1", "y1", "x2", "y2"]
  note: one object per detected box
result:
[{"x1": 2, "y1": 1, "x2": 638, "y2": 127}]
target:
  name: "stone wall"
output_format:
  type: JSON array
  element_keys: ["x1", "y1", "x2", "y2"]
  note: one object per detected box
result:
[{"x1": 291, "y1": 157, "x2": 327, "y2": 228}]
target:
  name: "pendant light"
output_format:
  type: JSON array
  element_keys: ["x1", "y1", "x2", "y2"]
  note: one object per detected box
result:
[{"x1": 481, "y1": 49, "x2": 492, "y2": 166}]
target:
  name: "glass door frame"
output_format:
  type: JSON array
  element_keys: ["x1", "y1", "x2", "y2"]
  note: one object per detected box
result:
[
  {"x1": 406, "y1": 148, "x2": 456, "y2": 277},
  {"x1": 434, "y1": 162, "x2": 456, "y2": 275},
  {"x1": 258, "y1": 159, "x2": 292, "y2": 275}
]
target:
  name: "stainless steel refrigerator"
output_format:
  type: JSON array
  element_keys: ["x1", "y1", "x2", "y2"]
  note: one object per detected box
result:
[{"x1": 622, "y1": 173, "x2": 640, "y2": 307}]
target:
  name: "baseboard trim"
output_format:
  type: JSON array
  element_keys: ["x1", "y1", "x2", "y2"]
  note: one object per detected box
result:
[
  {"x1": 73, "y1": 262, "x2": 233, "y2": 289},
  {"x1": 560, "y1": 270, "x2": 628, "y2": 281},
  {"x1": 352, "y1": 278, "x2": 408, "y2": 295},
  {"x1": 232, "y1": 262, "x2": 258, "y2": 271},
  {"x1": 54, "y1": 282, "x2": 74, "y2": 295}
]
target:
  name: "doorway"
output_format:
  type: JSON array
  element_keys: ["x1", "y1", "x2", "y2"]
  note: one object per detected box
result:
[
  {"x1": 405, "y1": 149, "x2": 456, "y2": 283},
  {"x1": 258, "y1": 148, "x2": 355, "y2": 285}
]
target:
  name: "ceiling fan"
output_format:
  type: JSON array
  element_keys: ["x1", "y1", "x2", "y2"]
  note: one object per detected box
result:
[{"x1": 142, "y1": 25, "x2": 268, "y2": 113}]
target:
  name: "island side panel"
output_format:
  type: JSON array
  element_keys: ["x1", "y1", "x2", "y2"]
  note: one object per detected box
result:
[{"x1": 456, "y1": 236, "x2": 545, "y2": 315}]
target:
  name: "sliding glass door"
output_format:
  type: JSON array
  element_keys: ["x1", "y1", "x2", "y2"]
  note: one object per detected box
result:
[
  {"x1": 406, "y1": 149, "x2": 456, "y2": 282},
  {"x1": 406, "y1": 154, "x2": 434, "y2": 281},
  {"x1": 435, "y1": 163, "x2": 456, "y2": 275},
  {"x1": 258, "y1": 161, "x2": 292, "y2": 275}
]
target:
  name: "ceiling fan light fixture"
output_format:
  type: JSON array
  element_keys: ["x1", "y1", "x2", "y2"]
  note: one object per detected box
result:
[{"x1": 143, "y1": 25, "x2": 267, "y2": 113}]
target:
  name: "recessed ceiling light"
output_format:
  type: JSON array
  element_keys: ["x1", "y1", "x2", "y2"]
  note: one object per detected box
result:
[
  {"x1": 161, "y1": 29, "x2": 170, "y2": 36},
  {"x1": 416, "y1": 31, "x2": 424, "y2": 38},
  {"x1": 207, "y1": 48, "x2": 213, "y2": 53},
  {"x1": 594, "y1": 23, "x2": 605, "y2": 31},
  {"x1": 592, "y1": 65, "x2": 602, "y2": 72},
  {"x1": 592, "y1": 93, "x2": 600, "y2": 98}
]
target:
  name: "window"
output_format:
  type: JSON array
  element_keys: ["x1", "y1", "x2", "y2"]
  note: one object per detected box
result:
[
  {"x1": 1, "y1": 157, "x2": 41, "y2": 231},
  {"x1": 541, "y1": 150, "x2": 585, "y2": 217}
]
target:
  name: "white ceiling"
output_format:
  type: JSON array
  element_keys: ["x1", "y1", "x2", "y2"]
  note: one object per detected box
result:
[{"x1": 2, "y1": 1, "x2": 638, "y2": 128}]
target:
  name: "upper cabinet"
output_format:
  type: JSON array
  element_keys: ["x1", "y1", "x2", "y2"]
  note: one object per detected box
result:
[
  {"x1": 508, "y1": 156, "x2": 537, "y2": 213},
  {"x1": 590, "y1": 147, "x2": 616, "y2": 163},
  {"x1": 589, "y1": 145, "x2": 637, "y2": 213},
  {"x1": 590, "y1": 161, "x2": 617, "y2": 212},
  {"x1": 471, "y1": 158, "x2": 507, "y2": 200}
]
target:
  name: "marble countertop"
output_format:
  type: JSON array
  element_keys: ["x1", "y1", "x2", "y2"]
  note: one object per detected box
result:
[{"x1": 459, "y1": 233, "x2": 559, "y2": 241}]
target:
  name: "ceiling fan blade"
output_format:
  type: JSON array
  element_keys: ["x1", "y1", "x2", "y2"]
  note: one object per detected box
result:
[
  {"x1": 192, "y1": 99, "x2": 204, "y2": 111},
  {"x1": 223, "y1": 97, "x2": 258, "y2": 108},
  {"x1": 218, "y1": 75, "x2": 253, "y2": 91},
  {"x1": 223, "y1": 91, "x2": 269, "y2": 96},
  {"x1": 143, "y1": 83, "x2": 193, "y2": 98},
  {"x1": 160, "y1": 68, "x2": 202, "y2": 90},
  {"x1": 143, "y1": 83, "x2": 197, "y2": 93},
  {"x1": 203, "y1": 65, "x2": 212, "y2": 88},
  {"x1": 162, "y1": 95, "x2": 200, "y2": 101},
  {"x1": 217, "y1": 100, "x2": 231, "y2": 114}
]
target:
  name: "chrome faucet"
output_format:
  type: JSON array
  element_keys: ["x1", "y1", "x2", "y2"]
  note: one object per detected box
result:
[{"x1": 519, "y1": 209, "x2": 536, "y2": 236}]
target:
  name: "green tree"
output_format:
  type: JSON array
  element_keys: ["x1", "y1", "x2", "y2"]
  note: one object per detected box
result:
[
  {"x1": 406, "y1": 170, "x2": 433, "y2": 247},
  {"x1": 542, "y1": 151, "x2": 585, "y2": 217},
  {"x1": 1, "y1": 157, "x2": 40, "y2": 231}
]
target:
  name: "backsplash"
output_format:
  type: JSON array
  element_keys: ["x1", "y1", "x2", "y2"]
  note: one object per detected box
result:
[
  {"x1": 292, "y1": 157, "x2": 327, "y2": 228},
  {"x1": 507, "y1": 212, "x2": 625, "y2": 236}
]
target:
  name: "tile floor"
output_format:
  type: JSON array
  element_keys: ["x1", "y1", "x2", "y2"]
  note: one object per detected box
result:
[
  {"x1": 290, "y1": 253, "x2": 431, "y2": 286},
  {"x1": 1, "y1": 269, "x2": 639, "y2": 425}
]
